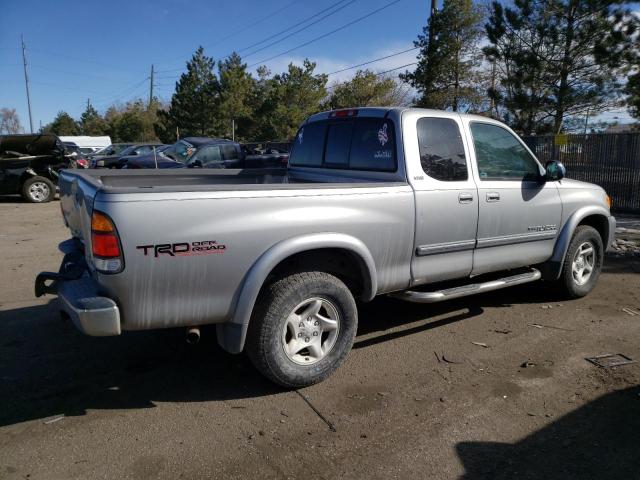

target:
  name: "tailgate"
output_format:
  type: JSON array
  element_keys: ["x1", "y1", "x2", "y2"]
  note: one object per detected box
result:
[{"x1": 58, "y1": 169, "x2": 99, "y2": 251}]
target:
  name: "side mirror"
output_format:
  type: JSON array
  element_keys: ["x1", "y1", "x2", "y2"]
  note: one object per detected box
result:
[
  {"x1": 188, "y1": 159, "x2": 203, "y2": 168},
  {"x1": 545, "y1": 160, "x2": 566, "y2": 181}
]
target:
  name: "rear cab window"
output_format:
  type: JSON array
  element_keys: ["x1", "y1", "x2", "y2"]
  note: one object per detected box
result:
[{"x1": 290, "y1": 117, "x2": 396, "y2": 172}]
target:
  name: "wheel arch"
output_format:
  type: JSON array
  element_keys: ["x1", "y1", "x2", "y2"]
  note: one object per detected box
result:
[
  {"x1": 542, "y1": 206, "x2": 612, "y2": 280},
  {"x1": 217, "y1": 233, "x2": 377, "y2": 353}
]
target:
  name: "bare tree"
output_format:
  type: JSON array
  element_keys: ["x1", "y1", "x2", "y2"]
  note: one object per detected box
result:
[{"x1": 0, "y1": 108, "x2": 24, "y2": 134}]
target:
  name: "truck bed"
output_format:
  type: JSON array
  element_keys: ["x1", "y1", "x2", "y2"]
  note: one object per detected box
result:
[{"x1": 65, "y1": 167, "x2": 406, "y2": 194}]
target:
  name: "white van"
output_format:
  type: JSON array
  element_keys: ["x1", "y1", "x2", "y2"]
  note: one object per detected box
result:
[{"x1": 58, "y1": 136, "x2": 111, "y2": 154}]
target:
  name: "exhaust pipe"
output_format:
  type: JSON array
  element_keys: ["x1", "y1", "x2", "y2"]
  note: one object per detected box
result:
[{"x1": 186, "y1": 327, "x2": 200, "y2": 345}]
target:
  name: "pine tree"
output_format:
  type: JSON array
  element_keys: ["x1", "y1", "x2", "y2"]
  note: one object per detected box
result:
[
  {"x1": 401, "y1": 0, "x2": 485, "y2": 112},
  {"x1": 44, "y1": 111, "x2": 80, "y2": 135},
  {"x1": 80, "y1": 104, "x2": 108, "y2": 135},
  {"x1": 260, "y1": 60, "x2": 328, "y2": 141},
  {"x1": 485, "y1": 0, "x2": 639, "y2": 133},
  {"x1": 156, "y1": 47, "x2": 220, "y2": 141},
  {"x1": 218, "y1": 53, "x2": 256, "y2": 141},
  {"x1": 324, "y1": 70, "x2": 410, "y2": 110}
]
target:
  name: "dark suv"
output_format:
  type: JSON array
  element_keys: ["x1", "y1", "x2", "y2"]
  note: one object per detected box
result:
[
  {"x1": 90, "y1": 143, "x2": 165, "y2": 169},
  {"x1": 0, "y1": 134, "x2": 72, "y2": 203}
]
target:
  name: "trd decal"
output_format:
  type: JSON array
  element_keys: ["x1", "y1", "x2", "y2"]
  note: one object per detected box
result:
[
  {"x1": 137, "y1": 240, "x2": 226, "y2": 257},
  {"x1": 527, "y1": 225, "x2": 557, "y2": 232}
]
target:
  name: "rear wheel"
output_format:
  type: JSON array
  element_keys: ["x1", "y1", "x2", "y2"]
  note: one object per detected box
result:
[
  {"x1": 22, "y1": 176, "x2": 55, "y2": 203},
  {"x1": 557, "y1": 225, "x2": 603, "y2": 298},
  {"x1": 246, "y1": 271, "x2": 357, "y2": 388}
]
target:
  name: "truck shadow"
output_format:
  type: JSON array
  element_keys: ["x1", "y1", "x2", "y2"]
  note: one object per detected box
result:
[
  {"x1": 456, "y1": 385, "x2": 640, "y2": 479},
  {"x1": 0, "y1": 266, "x2": 635, "y2": 428}
]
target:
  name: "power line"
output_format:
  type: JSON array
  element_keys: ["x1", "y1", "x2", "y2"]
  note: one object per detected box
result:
[
  {"x1": 372, "y1": 61, "x2": 417, "y2": 76},
  {"x1": 92, "y1": 77, "x2": 150, "y2": 107},
  {"x1": 247, "y1": 0, "x2": 402, "y2": 68},
  {"x1": 27, "y1": 47, "x2": 146, "y2": 72},
  {"x1": 238, "y1": 0, "x2": 357, "y2": 58},
  {"x1": 29, "y1": 63, "x2": 137, "y2": 83},
  {"x1": 30, "y1": 80, "x2": 107, "y2": 95},
  {"x1": 326, "y1": 46, "x2": 419, "y2": 76},
  {"x1": 327, "y1": 61, "x2": 417, "y2": 90},
  {"x1": 155, "y1": 0, "x2": 300, "y2": 72}
]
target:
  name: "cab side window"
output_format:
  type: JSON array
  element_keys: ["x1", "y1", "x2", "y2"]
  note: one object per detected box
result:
[
  {"x1": 220, "y1": 144, "x2": 238, "y2": 160},
  {"x1": 134, "y1": 146, "x2": 152, "y2": 155},
  {"x1": 192, "y1": 146, "x2": 222, "y2": 166},
  {"x1": 417, "y1": 117, "x2": 468, "y2": 181},
  {"x1": 470, "y1": 123, "x2": 541, "y2": 181},
  {"x1": 173, "y1": 141, "x2": 192, "y2": 163}
]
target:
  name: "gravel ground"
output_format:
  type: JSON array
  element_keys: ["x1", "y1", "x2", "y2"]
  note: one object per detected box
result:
[
  {"x1": 0, "y1": 198, "x2": 639, "y2": 480},
  {"x1": 610, "y1": 215, "x2": 640, "y2": 256}
]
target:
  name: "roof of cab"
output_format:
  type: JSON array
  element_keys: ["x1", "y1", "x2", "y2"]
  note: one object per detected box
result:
[
  {"x1": 305, "y1": 107, "x2": 496, "y2": 124},
  {"x1": 182, "y1": 137, "x2": 235, "y2": 146}
]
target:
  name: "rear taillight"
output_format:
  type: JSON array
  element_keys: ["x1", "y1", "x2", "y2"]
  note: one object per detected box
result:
[{"x1": 91, "y1": 211, "x2": 123, "y2": 273}]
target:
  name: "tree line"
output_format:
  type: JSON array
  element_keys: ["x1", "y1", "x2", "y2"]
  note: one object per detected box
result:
[
  {"x1": 39, "y1": 49, "x2": 410, "y2": 143},
  {"x1": 4, "y1": 0, "x2": 639, "y2": 141}
]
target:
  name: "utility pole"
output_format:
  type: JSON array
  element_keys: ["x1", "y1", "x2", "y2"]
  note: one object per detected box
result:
[
  {"x1": 87, "y1": 98, "x2": 90, "y2": 110},
  {"x1": 583, "y1": 106, "x2": 591, "y2": 135},
  {"x1": 21, "y1": 35, "x2": 34, "y2": 133},
  {"x1": 489, "y1": 58, "x2": 497, "y2": 117},
  {"x1": 426, "y1": 0, "x2": 438, "y2": 61},
  {"x1": 148, "y1": 64, "x2": 154, "y2": 109}
]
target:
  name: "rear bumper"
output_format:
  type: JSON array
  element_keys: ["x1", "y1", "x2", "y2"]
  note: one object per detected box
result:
[{"x1": 35, "y1": 242, "x2": 121, "y2": 336}]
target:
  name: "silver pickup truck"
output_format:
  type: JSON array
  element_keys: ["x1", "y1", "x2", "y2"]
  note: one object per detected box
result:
[{"x1": 36, "y1": 107, "x2": 615, "y2": 387}]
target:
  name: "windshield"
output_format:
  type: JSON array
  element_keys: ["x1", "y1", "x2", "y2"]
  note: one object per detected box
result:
[
  {"x1": 111, "y1": 144, "x2": 133, "y2": 155},
  {"x1": 118, "y1": 145, "x2": 137, "y2": 156},
  {"x1": 171, "y1": 141, "x2": 195, "y2": 163}
]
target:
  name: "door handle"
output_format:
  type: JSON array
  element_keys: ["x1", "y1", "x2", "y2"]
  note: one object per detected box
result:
[
  {"x1": 458, "y1": 193, "x2": 474, "y2": 204},
  {"x1": 486, "y1": 192, "x2": 500, "y2": 202}
]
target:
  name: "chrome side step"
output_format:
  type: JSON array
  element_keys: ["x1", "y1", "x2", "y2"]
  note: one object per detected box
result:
[{"x1": 391, "y1": 268, "x2": 541, "y2": 304}]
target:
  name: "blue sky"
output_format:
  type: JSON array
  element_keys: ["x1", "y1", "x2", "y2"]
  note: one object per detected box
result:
[
  {"x1": 0, "y1": 0, "x2": 635, "y2": 130},
  {"x1": 0, "y1": 0, "x2": 426, "y2": 129}
]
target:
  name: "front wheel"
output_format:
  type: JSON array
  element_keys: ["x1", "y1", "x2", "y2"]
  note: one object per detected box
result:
[
  {"x1": 22, "y1": 176, "x2": 55, "y2": 203},
  {"x1": 556, "y1": 225, "x2": 604, "y2": 298},
  {"x1": 246, "y1": 272, "x2": 358, "y2": 388}
]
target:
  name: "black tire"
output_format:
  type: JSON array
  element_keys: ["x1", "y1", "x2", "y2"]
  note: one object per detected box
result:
[
  {"x1": 21, "y1": 176, "x2": 55, "y2": 203},
  {"x1": 246, "y1": 271, "x2": 358, "y2": 388},
  {"x1": 556, "y1": 225, "x2": 603, "y2": 299}
]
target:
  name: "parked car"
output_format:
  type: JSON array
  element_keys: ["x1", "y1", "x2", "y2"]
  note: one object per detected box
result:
[
  {"x1": 0, "y1": 133, "x2": 72, "y2": 202},
  {"x1": 90, "y1": 143, "x2": 166, "y2": 169},
  {"x1": 59, "y1": 135, "x2": 111, "y2": 154},
  {"x1": 62, "y1": 142, "x2": 89, "y2": 169},
  {"x1": 87, "y1": 143, "x2": 134, "y2": 160},
  {"x1": 125, "y1": 137, "x2": 288, "y2": 169},
  {"x1": 36, "y1": 108, "x2": 615, "y2": 387}
]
